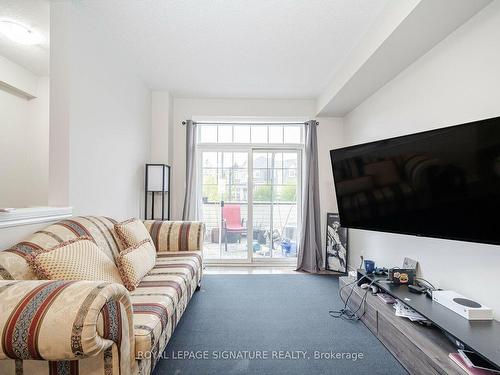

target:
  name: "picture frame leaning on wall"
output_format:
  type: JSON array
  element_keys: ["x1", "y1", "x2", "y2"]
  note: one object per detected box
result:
[{"x1": 325, "y1": 213, "x2": 348, "y2": 274}]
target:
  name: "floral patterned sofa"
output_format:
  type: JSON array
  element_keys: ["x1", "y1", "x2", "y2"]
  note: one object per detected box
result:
[{"x1": 0, "y1": 216, "x2": 205, "y2": 375}]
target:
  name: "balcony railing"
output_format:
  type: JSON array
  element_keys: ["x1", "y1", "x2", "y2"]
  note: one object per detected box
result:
[
  {"x1": 201, "y1": 201, "x2": 297, "y2": 233},
  {"x1": 202, "y1": 201, "x2": 298, "y2": 258}
]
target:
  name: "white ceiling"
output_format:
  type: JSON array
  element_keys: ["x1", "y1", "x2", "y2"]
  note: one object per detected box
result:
[
  {"x1": 0, "y1": 0, "x2": 390, "y2": 97},
  {"x1": 0, "y1": 0, "x2": 49, "y2": 76},
  {"x1": 317, "y1": 0, "x2": 493, "y2": 116},
  {"x1": 76, "y1": 0, "x2": 389, "y2": 98}
]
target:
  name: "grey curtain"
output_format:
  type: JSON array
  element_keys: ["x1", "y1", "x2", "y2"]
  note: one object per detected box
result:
[
  {"x1": 296, "y1": 120, "x2": 323, "y2": 273},
  {"x1": 182, "y1": 120, "x2": 198, "y2": 220}
]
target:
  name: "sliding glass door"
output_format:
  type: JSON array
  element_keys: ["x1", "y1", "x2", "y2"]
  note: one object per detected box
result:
[
  {"x1": 252, "y1": 151, "x2": 300, "y2": 259},
  {"x1": 200, "y1": 151, "x2": 249, "y2": 260},
  {"x1": 197, "y1": 123, "x2": 303, "y2": 263}
]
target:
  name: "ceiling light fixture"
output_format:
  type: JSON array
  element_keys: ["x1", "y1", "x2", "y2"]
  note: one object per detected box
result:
[{"x1": 0, "y1": 20, "x2": 42, "y2": 45}]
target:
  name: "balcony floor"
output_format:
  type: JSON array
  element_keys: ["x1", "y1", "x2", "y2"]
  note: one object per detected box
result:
[{"x1": 203, "y1": 237, "x2": 297, "y2": 260}]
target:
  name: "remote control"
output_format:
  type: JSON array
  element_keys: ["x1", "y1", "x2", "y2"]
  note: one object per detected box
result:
[{"x1": 377, "y1": 293, "x2": 396, "y2": 304}]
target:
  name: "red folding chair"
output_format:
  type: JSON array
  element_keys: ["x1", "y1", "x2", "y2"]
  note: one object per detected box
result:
[{"x1": 222, "y1": 204, "x2": 246, "y2": 251}]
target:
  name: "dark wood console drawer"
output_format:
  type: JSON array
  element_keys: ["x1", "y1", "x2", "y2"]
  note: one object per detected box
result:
[
  {"x1": 378, "y1": 314, "x2": 443, "y2": 375},
  {"x1": 339, "y1": 277, "x2": 467, "y2": 375}
]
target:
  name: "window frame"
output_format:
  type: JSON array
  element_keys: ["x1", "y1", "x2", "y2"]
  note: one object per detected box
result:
[
  {"x1": 196, "y1": 123, "x2": 304, "y2": 146},
  {"x1": 195, "y1": 122, "x2": 304, "y2": 265}
]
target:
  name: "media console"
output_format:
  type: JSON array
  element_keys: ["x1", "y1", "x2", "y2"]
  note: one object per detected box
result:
[{"x1": 339, "y1": 271, "x2": 500, "y2": 374}]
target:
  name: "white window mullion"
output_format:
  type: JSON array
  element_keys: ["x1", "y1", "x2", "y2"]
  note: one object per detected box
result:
[{"x1": 247, "y1": 149, "x2": 254, "y2": 262}]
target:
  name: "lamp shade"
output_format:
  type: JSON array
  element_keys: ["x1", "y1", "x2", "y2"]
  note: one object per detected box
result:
[{"x1": 147, "y1": 165, "x2": 168, "y2": 192}]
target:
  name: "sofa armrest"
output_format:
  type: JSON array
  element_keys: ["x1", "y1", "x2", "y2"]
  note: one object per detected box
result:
[
  {"x1": 143, "y1": 220, "x2": 205, "y2": 253},
  {"x1": 0, "y1": 280, "x2": 134, "y2": 371}
]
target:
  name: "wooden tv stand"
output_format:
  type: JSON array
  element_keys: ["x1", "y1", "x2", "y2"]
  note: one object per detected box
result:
[{"x1": 340, "y1": 276, "x2": 466, "y2": 375}]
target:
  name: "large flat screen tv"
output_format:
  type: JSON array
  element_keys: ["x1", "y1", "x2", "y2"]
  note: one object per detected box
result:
[{"x1": 330, "y1": 116, "x2": 500, "y2": 245}]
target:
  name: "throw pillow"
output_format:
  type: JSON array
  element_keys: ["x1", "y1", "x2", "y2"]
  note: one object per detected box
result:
[
  {"x1": 28, "y1": 237, "x2": 123, "y2": 283},
  {"x1": 116, "y1": 239, "x2": 156, "y2": 291},
  {"x1": 115, "y1": 218, "x2": 155, "y2": 249}
]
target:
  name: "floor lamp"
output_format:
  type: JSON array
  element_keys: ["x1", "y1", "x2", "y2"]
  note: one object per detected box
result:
[{"x1": 145, "y1": 164, "x2": 171, "y2": 220}]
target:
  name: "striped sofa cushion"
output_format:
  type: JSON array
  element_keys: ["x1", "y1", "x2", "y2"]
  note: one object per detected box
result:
[
  {"x1": 143, "y1": 221, "x2": 205, "y2": 252},
  {"x1": 130, "y1": 252, "x2": 202, "y2": 359}
]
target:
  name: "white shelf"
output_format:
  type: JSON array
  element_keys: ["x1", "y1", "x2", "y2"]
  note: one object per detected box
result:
[{"x1": 0, "y1": 207, "x2": 73, "y2": 229}]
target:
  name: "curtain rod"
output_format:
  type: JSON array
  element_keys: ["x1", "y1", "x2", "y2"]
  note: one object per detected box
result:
[{"x1": 181, "y1": 121, "x2": 318, "y2": 126}]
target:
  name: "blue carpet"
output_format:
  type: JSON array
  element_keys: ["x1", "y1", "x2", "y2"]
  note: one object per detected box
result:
[{"x1": 153, "y1": 274, "x2": 407, "y2": 375}]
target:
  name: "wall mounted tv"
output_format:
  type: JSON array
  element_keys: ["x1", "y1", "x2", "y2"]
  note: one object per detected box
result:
[{"x1": 330, "y1": 116, "x2": 500, "y2": 245}]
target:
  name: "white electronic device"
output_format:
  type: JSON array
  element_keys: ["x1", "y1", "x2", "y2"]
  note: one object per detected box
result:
[
  {"x1": 432, "y1": 291, "x2": 493, "y2": 320},
  {"x1": 360, "y1": 283, "x2": 379, "y2": 294}
]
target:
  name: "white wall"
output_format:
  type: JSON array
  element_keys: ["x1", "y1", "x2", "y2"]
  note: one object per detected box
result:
[
  {"x1": 151, "y1": 91, "x2": 172, "y2": 164},
  {"x1": 317, "y1": 117, "x2": 344, "y2": 265},
  {"x1": 343, "y1": 1, "x2": 500, "y2": 318},
  {"x1": 48, "y1": 2, "x2": 70, "y2": 208},
  {"x1": 0, "y1": 56, "x2": 49, "y2": 208},
  {"x1": 0, "y1": 86, "x2": 31, "y2": 208},
  {"x1": 50, "y1": 2, "x2": 151, "y2": 219},
  {"x1": 27, "y1": 76, "x2": 50, "y2": 206}
]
